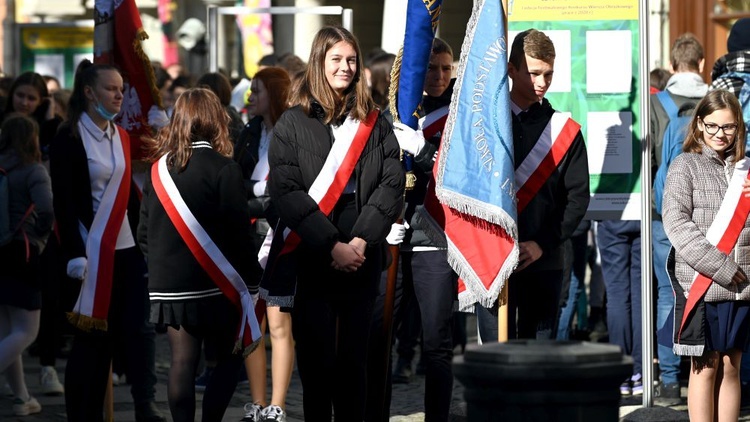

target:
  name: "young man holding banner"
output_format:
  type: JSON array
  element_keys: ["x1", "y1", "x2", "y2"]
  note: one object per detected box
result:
[{"x1": 476, "y1": 29, "x2": 590, "y2": 341}]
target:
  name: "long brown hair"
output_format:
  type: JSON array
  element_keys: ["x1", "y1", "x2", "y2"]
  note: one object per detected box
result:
[
  {"x1": 682, "y1": 89, "x2": 746, "y2": 163},
  {"x1": 0, "y1": 113, "x2": 40, "y2": 164},
  {"x1": 291, "y1": 26, "x2": 374, "y2": 124},
  {"x1": 253, "y1": 67, "x2": 291, "y2": 125},
  {"x1": 144, "y1": 88, "x2": 232, "y2": 170}
]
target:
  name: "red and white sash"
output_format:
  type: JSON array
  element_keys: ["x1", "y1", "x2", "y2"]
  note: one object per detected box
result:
[
  {"x1": 419, "y1": 105, "x2": 449, "y2": 140},
  {"x1": 151, "y1": 153, "x2": 263, "y2": 355},
  {"x1": 258, "y1": 110, "x2": 379, "y2": 267},
  {"x1": 678, "y1": 158, "x2": 750, "y2": 339},
  {"x1": 514, "y1": 112, "x2": 580, "y2": 212},
  {"x1": 69, "y1": 126, "x2": 131, "y2": 331}
]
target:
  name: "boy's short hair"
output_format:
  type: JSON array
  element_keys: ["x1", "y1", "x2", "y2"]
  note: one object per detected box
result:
[
  {"x1": 670, "y1": 33, "x2": 704, "y2": 72},
  {"x1": 509, "y1": 29, "x2": 555, "y2": 68},
  {"x1": 431, "y1": 37, "x2": 453, "y2": 59}
]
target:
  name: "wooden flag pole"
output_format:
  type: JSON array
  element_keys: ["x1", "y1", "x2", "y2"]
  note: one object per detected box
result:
[{"x1": 498, "y1": 0, "x2": 510, "y2": 344}]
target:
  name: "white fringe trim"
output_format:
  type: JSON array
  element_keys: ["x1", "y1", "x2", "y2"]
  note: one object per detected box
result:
[
  {"x1": 258, "y1": 287, "x2": 295, "y2": 308},
  {"x1": 673, "y1": 343, "x2": 704, "y2": 357},
  {"x1": 449, "y1": 235, "x2": 519, "y2": 312}
]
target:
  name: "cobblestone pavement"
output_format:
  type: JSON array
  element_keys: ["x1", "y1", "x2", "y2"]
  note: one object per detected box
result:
[{"x1": 5, "y1": 319, "x2": 750, "y2": 421}]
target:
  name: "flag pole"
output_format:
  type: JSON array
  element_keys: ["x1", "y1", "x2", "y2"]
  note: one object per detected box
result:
[{"x1": 498, "y1": 0, "x2": 510, "y2": 344}]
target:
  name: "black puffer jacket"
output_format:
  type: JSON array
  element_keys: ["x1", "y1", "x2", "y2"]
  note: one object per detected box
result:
[{"x1": 268, "y1": 103, "x2": 404, "y2": 261}]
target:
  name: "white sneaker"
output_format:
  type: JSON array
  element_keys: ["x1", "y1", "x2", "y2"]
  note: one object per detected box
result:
[
  {"x1": 261, "y1": 404, "x2": 286, "y2": 422},
  {"x1": 240, "y1": 402, "x2": 263, "y2": 422},
  {"x1": 40, "y1": 366, "x2": 64, "y2": 396},
  {"x1": 13, "y1": 396, "x2": 41, "y2": 416}
]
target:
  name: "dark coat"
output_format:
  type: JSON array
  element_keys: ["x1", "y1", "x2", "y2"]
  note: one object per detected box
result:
[
  {"x1": 137, "y1": 146, "x2": 261, "y2": 296},
  {"x1": 267, "y1": 104, "x2": 404, "y2": 262},
  {"x1": 48, "y1": 123, "x2": 141, "y2": 261},
  {"x1": 513, "y1": 98, "x2": 590, "y2": 271}
]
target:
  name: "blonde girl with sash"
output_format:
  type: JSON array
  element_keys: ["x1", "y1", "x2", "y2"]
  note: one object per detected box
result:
[
  {"x1": 138, "y1": 88, "x2": 262, "y2": 422},
  {"x1": 49, "y1": 60, "x2": 164, "y2": 422},
  {"x1": 663, "y1": 89, "x2": 750, "y2": 422},
  {"x1": 267, "y1": 26, "x2": 404, "y2": 420}
]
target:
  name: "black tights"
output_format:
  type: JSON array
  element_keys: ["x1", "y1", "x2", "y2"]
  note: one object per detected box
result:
[{"x1": 167, "y1": 325, "x2": 242, "y2": 422}]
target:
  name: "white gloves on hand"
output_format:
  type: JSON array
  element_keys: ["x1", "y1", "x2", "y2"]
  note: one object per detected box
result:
[
  {"x1": 148, "y1": 105, "x2": 170, "y2": 130},
  {"x1": 252, "y1": 180, "x2": 268, "y2": 197},
  {"x1": 386, "y1": 222, "x2": 409, "y2": 245},
  {"x1": 67, "y1": 257, "x2": 88, "y2": 280},
  {"x1": 393, "y1": 121, "x2": 426, "y2": 155}
]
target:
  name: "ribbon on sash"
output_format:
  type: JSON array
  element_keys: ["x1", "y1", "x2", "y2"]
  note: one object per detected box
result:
[
  {"x1": 151, "y1": 154, "x2": 262, "y2": 356},
  {"x1": 674, "y1": 158, "x2": 750, "y2": 355},
  {"x1": 258, "y1": 110, "x2": 379, "y2": 268},
  {"x1": 420, "y1": 105, "x2": 450, "y2": 140},
  {"x1": 68, "y1": 126, "x2": 131, "y2": 331},
  {"x1": 515, "y1": 113, "x2": 581, "y2": 212}
]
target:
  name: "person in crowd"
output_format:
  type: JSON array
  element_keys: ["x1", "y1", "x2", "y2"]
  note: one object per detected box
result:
[
  {"x1": 137, "y1": 87, "x2": 261, "y2": 422},
  {"x1": 1, "y1": 72, "x2": 66, "y2": 396},
  {"x1": 650, "y1": 32, "x2": 709, "y2": 404},
  {"x1": 710, "y1": 17, "x2": 750, "y2": 152},
  {"x1": 42, "y1": 75, "x2": 61, "y2": 95},
  {"x1": 235, "y1": 66, "x2": 293, "y2": 422},
  {"x1": 48, "y1": 60, "x2": 164, "y2": 422},
  {"x1": 266, "y1": 26, "x2": 404, "y2": 420},
  {"x1": 664, "y1": 89, "x2": 749, "y2": 422},
  {"x1": 650, "y1": 68, "x2": 672, "y2": 94},
  {"x1": 0, "y1": 114, "x2": 54, "y2": 416},
  {"x1": 367, "y1": 37, "x2": 458, "y2": 422},
  {"x1": 164, "y1": 74, "x2": 193, "y2": 116},
  {"x1": 475, "y1": 29, "x2": 589, "y2": 342},
  {"x1": 366, "y1": 52, "x2": 396, "y2": 112},
  {"x1": 556, "y1": 220, "x2": 592, "y2": 341},
  {"x1": 196, "y1": 72, "x2": 244, "y2": 142}
]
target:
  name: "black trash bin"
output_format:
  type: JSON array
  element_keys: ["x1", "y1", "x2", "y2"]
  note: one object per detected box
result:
[{"x1": 453, "y1": 340, "x2": 632, "y2": 422}]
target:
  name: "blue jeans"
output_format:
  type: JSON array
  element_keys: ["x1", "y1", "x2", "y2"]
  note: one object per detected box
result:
[
  {"x1": 557, "y1": 232, "x2": 588, "y2": 340},
  {"x1": 598, "y1": 220, "x2": 642, "y2": 375},
  {"x1": 652, "y1": 220, "x2": 680, "y2": 385}
]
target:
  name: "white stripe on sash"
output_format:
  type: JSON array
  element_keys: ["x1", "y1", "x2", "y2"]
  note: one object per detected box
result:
[{"x1": 514, "y1": 112, "x2": 572, "y2": 187}]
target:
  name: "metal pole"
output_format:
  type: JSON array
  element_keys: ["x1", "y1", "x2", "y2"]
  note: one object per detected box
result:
[
  {"x1": 208, "y1": 5, "x2": 219, "y2": 73},
  {"x1": 639, "y1": 0, "x2": 654, "y2": 408},
  {"x1": 342, "y1": 8, "x2": 353, "y2": 31}
]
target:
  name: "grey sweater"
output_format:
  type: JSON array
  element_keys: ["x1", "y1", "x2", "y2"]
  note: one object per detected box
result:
[
  {"x1": 662, "y1": 145, "x2": 750, "y2": 302},
  {"x1": 0, "y1": 150, "x2": 54, "y2": 252}
]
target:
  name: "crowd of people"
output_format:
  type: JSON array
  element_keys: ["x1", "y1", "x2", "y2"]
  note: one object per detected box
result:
[{"x1": 2, "y1": 16, "x2": 750, "y2": 422}]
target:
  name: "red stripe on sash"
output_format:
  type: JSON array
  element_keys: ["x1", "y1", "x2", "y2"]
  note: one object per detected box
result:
[
  {"x1": 515, "y1": 118, "x2": 580, "y2": 213},
  {"x1": 678, "y1": 172, "x2": 750, "y2": 338},
  {"x1": 91, "y1": 127, "x2": 132, "y2": 320},
  {"x1": 150, "y1": 164, "x2": 242, "y2": 310},
  {"x1": 279, "y1": 110, "x2": 379, "y2": 255}
]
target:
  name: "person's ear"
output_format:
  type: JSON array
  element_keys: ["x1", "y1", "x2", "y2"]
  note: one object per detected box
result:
[{"x1": 507, "y1": 62, "x2": 517, "y2": 80}]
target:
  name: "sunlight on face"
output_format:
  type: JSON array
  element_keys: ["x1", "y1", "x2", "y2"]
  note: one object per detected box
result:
[{"x1": 324, "y1": 41, "x2": 357, "y2": 96}]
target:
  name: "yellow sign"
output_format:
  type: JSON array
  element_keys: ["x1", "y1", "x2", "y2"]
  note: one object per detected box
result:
[
  {"x1": 508, "y1": 0, "x2": 638, "y2": 21},
  {"x1": 22, "y1": 27, "x2": 94, "y2": 50}
]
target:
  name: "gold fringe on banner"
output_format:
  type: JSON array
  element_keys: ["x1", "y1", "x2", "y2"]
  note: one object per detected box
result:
[
  {"x1": 134, "y1": 28, "x2": 164, "y2": 109},
  {"x1": 67, "y1": 312, "x2": 108, "y2": 332},
  {"x1": 388, "y1": 46, "x2": 405, "y2": 124}
]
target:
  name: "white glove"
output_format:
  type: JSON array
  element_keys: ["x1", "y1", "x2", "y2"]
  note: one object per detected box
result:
[
  {"x1": 393, "y1": 121, "x2": 426, "y2": 155},
  {"x1": 252, "y1": 180, "x2": 268, "y2": 197},
  {"x1": 386, "y1": 222, "x2": 406, "y2": 245},
  {"x1": 147, "y1": 105, "x2": 170, "y2": 129},
  {"x1": 67, "y1": 257, "x2": 88, "y2": 280}
]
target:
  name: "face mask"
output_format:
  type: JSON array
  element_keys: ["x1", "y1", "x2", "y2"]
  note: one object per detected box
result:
[{"x1": 91, "y1": 92, "x2": 118, "y2": 121}]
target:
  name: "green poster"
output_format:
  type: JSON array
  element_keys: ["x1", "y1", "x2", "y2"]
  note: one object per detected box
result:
[
  {"x1": 509, "y1": 0, "x2": 642, "y2": 219},
  {"x1": 18, "y1": 23, "x2": 94, "y2": 89}
]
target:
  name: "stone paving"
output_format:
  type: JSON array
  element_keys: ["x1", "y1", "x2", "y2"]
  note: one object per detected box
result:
[{"x1": 5, "y1": 318, "x2": 750, "y2": 421}]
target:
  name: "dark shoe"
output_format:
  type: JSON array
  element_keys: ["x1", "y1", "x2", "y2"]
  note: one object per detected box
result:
[
  {"x1": 654, "y1": 382, "x2": 681, "y2": 406},
  {"x1": 135, "y1": 401, "x2": 166, "y2": 422},
  {"x1": 392, "y1": 359, "x2": 412, "y2": 384}
]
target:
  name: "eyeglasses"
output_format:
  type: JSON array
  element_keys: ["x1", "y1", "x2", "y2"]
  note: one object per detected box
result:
[{"x1": 701, "y1": 120, "x2": 738, "y2": 136}]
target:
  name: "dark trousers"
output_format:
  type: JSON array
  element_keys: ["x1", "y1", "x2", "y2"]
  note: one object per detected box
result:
[
  {"x1": 65, "y1": 247, "x2": 157, "y2": 421},
  {"x1": 37, "y1": 238, "x2": 69, "y2": 367},
  {"x1": 597, "y1": 219, "x2": 642, "y2": 375},
  {"x1": 366, "y1": 250, "x2": 456, "y2": 422},
  {"x1": 476, "y1": 269, "x2": 563, "y2": 341}
]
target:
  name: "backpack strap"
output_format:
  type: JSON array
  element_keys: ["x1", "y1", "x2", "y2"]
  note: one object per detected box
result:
[{"x1": 656, "y1": 91, "x2": 679, "y2": 119}]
